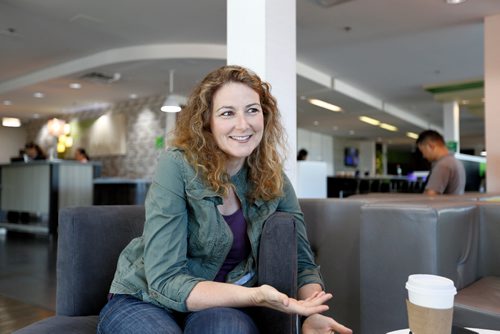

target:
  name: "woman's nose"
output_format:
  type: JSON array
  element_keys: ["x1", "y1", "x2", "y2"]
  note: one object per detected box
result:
[{"x1": 235, "y1": 113, "x2": 249, "y2": 129}]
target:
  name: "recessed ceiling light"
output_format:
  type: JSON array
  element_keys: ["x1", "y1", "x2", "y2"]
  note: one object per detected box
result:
[
  {"x1": 359, "y1": 116, "x2": 380, "y2": 126},
  {"x1": 445, "y1": 0, "x2": 466, "y2": 4},
  {"x1": 406, "y1": 132, "x2": 419, "y2": 139},
  {"x1": 313, "y1": 120, "x2": 319, "y2": 126},
  {"x1": 2, "y1": 117, "x2": 21, "y2": 127},
  {"x1": 3, "y1": 100, "x2": 12, "y2": 105},
  {"x1": 33, "y1": 113, "x2": 40, "y2": 119},
  {"x1": 129, "y1": 93, "x2": 138, "y2": 99},
  {"x1": 308, "y1": 98, "x2": 342, "y2": 112},
  {"x1": 349, "y1": 130, "x2": 355, "y2": 135},
  {"x1": 69, "y1": 83, "x2": 82, "y2": 89},
  {"x1": 379, "y1": 123, "x2": 398, "y2": 132},
  {"x1": 33, "y1": 92, "x2": 45, "y2": 98}
]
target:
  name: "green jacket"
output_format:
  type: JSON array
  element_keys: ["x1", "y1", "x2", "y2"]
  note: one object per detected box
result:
[{"x1": 109, "y1": 148, "x2": 323, "y2": 312}]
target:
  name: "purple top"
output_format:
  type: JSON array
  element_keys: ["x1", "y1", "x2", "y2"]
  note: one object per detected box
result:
[{"x1": 214, "y1": 208, "x2": 251, "y2": 282}]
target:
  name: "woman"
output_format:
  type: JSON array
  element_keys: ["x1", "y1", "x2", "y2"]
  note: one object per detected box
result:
[
  {"x1": 74, "y1": 147, "x2": 90, "y2": 163},
  {"x1": 24, "y1": 142, "x2": 46, "y2": 160},
  {"x1": 97, "y1": 65, "x2": 351, "y2": 334}
]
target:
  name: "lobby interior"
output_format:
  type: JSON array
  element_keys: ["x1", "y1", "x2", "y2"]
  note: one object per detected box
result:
[{"x1": 1, "y1": 1, "x2": 500, "y2": 333}]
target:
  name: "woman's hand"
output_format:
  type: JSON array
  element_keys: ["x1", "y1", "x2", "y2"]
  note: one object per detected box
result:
[
  {"x1": 251, "y1": 285, "x2": 332, "y2": 316},
  {"x1": 302, "y1": 313, "x2": 353, "y2": 334}
]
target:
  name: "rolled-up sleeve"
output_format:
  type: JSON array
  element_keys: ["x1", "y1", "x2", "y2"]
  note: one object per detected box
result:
[
  {"x1": 143, "y1": 151, "x2": 204, "y2": 312},
  {"x1": 278, "y1": 174, "x2": 324, "y2": 289}
]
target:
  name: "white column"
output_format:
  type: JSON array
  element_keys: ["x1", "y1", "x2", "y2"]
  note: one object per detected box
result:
[
  {"x1": 485, "y1": 15, "x2": 500, "y2": 192},
  {"x1": 227, "y1": 0, "x2": 297, "y2": 186},
  {"x1": 165, "y1": 112, "x2": 176, "y2": 146},
  {"x1": 443, "y1": 101, "x2": 460, "y2": 153}
]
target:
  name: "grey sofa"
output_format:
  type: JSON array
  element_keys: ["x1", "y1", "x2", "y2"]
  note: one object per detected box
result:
[
  {"x1": 299, "y1": 195, "x2": 500, "y2": 333},
  {"x1": 359, "y1": 198, "x2": 500, "y2": 333},
  {"x1": 14, "y1": 206, "x2": 299, "y2": 334}
]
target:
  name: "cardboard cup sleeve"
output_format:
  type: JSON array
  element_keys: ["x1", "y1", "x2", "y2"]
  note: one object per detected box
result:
[{"x1": 406, "y1": 299, "x2": 453, "y2": 334}]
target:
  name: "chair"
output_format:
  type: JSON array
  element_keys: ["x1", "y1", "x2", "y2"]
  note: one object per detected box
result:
[{"x1": 14, "y1": 206, "x2": 298, "y2": 334}]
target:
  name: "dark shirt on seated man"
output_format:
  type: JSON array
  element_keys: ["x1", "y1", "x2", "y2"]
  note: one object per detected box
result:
[{"x1": 416, "y1": 130, "x2": 466, "y2": 195}]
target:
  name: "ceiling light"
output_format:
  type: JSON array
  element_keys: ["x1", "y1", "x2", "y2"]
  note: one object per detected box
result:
[
  {"x1": 3, "y1": 100, "x2": 12, "y2": 105},
  {"x1": 69, "y1": 82, "x2": 82, "y2": 89},
  {"x1": 47, "y1": 118, "x2": 66, "y2": 136},
  {"x1": 2, "y1": 117, "x2": 21, "y2": 127},
  {"x1": 379, "y1": 123, "x2": 398, "y2": 132},
  {"x1": 446, "y1": 0, "x2": 466, "y2": 4},
  {"x1": 359, "y1": 116, "x2": 380, "y2": 126},
  {"x1": 313, "y1": 120, "x2": 319, "y2": 126},
  {"x1": 406, "y1": 132, "x2": 419, "y2": 139},
  {"x1": 33, "y1": 92, "x2": 45, "y2": 98},
  {"x1": 129, "y1": 93, "x2": 138, "y2": 99},
  {"x1": 308, "y1": 98, "x2": 342, "y2": 112},
  {"x1": 349, "y1": 130, "x2": 355, "y2": 135},
  {"x1": 161, "y1": 69, "x2": 182, "y2": 113}
]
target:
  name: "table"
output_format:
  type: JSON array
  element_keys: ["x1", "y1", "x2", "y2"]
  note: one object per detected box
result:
[{"x1": 387, "y1": 329, "x2": 500, "y2": 334}]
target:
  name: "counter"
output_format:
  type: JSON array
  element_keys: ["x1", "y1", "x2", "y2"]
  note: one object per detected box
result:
[{"x1": 0, "y1": 160, "x2": 98, "y2": 235}]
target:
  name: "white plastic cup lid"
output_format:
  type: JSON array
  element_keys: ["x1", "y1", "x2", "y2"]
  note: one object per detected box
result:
[
  {"x1": 406, "y1": 274, "x2": 457, "y2": 309},
  {"x1": 406, "y1": 274, "x2": 457, "y2": 296}
]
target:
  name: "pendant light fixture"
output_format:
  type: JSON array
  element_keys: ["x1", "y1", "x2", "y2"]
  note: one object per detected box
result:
[{"x1": 161, "y1": 69, "x2": 182, "y2": 113}]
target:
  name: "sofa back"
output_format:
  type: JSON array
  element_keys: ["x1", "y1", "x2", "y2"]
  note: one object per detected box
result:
[
  {"x1": 56, "y1": 205, "x2": 145, "y2": 316},
  {"x1": 359, "y1": 200, "x2": 479, "y2": 333},
  {"x1": 477, "y1": 202, "x2": 500, "y2": 278}
]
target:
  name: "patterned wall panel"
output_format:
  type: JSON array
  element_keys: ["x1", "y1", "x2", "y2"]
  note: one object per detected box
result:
[{"x1": 25, "y1": 94, "x2": 174, "y2": 180}]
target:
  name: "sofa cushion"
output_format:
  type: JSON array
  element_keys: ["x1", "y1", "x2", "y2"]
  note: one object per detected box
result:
[
  {"x1": 454, "y1": 276, "x2": 500, "y2": 329},
  {"x1": 12, "y1": 315, "x2": 98, "y2": 334}
]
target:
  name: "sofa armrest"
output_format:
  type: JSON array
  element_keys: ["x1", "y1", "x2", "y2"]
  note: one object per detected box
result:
[{"x1": 255, "y1": 212, "x2": 298, "y2": 334}]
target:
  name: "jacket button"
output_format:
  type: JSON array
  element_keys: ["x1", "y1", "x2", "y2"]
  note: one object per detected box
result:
[{"x1": 150, "y1": 291, "x2": 158, "y2": 298}]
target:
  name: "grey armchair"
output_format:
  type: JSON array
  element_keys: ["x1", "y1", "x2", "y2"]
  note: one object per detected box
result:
[{"x1": 14, "y1": 206, "x2": 298, "y2": 334}]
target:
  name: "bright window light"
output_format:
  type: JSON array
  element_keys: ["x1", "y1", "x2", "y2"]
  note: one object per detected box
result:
[
  {"x1": 308, "y1": 98, "x2": 342, "y2": 112},
  {"x1": 2, "y1": 117, "x2": 21, "y2": 127},
  {"x1": 379, "y1": 123, "x2": 398, "y2": 132},
  {"x1": 359, "y1": 116, "x2": 380, "y2": 126}
]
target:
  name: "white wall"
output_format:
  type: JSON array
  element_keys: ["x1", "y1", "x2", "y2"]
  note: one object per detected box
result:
[
  {"x1": 297, "y1": 128, "x2": 334, "y2": 175},
  {"x1": 333, "y1": 138, "x2": 376, "y2": 176},
  {"x1": 297, "y1": 128, "x2": 377, "y2": 177},
  {"x1": 0, "y1": 126, "x2": 26, "y2": 164}
]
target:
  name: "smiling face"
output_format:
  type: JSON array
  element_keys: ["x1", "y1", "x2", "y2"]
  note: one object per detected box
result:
[{"x1": 210, "y1": 82, "x2": 264, "y2": 174}]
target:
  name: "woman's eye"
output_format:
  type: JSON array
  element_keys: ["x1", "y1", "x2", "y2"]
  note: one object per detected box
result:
[
  {"x1": 220, "y1": 110, "x2": 233, "y2": 117},
  {"x1": 247, "y1": 108, "x2": 260, "y2": 114}
]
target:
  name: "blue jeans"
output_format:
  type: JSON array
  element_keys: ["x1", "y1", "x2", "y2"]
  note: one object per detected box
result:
[{"x1": 97, "y1": 294, "x2": 260, "y2": 334}]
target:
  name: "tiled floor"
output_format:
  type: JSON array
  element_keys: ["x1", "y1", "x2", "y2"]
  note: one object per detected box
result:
[{"x1": 0, "y1": 229, "x2": 57, "y2": 331}]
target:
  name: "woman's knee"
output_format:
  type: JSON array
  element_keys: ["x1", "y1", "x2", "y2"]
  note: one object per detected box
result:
[
  {"x1": 184, "y1": 307, "x2": 259, "y2": 334},
  {"x1": 97, "y1": 294, "x2": 182, "y2": 334}
]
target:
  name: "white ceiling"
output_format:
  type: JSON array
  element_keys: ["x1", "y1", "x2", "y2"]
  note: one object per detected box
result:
[{"x1": 1, "y1": 0, "x2": 499, "y2": 150}]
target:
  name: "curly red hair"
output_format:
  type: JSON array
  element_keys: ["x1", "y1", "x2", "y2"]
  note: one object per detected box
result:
[{"x1": 172, "y1": 65, "x2": 287, "y2": 202}]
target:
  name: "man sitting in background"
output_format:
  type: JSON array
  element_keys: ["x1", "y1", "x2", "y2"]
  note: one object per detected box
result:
[{"x1": 417, "y1": 130, "x2": 466, "y2": 195}]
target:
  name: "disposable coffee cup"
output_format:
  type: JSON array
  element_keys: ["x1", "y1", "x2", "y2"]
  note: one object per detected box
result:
[{"x1": 405, "y1": 274, "x2": 457, "y2": 334}]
